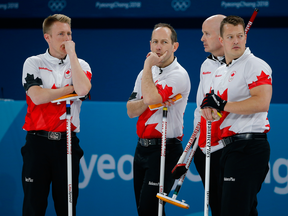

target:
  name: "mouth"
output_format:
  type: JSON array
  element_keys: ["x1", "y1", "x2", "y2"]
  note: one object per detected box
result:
[{"x1": 157, "y1": 53, "x2": 162, "y2": 57}]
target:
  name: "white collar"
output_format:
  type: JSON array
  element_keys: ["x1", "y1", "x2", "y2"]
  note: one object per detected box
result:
[
  {"x1": 227, "y1": 47, "x2": 251, "y2": 67},
  {"x1": 44, "y1": 49, "x2": 69, "y2": 65},
  {"x1": 155, "y1": 57, "x2": 178, "y2": 74}
]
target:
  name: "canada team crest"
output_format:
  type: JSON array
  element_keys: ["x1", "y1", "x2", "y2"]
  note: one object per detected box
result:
[
  {"x1": 228, "y1": 71, "x2": 236, "y2": 82},
  {"x1": 64, "y1": 69, "x2": 72, "y2": 79}
]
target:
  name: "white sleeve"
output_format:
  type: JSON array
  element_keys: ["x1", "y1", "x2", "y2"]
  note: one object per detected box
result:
[
  {"x1": 22, "y1": 56, "x2": 43, "y2": 91},
  {"x1": 79, "y1": 59, "x2": 92, "y2": 80},
  {"x1": 194, "y1": 83, "x2": 202, "y2": 129},
  {"x1": 244, "y1": 57, "x2": 272, "y2": 88},
  {"x1": 194, "y1": 65, "x2": 205, "y2": 129},
  {"x1": 128, "y1": 71, "x2": 143, "y2": 101}
]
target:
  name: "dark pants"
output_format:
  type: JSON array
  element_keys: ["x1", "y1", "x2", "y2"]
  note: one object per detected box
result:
[
  {"x1": 21, "y1": 133, "x2": 84, "y2": 216},
  {"x1": 194, "y1": 147, "x2": 223, "y2": 216},
  {"x1": 219, "y1": 139, "x2": 270, "y2": 216},
  {"x1": 133, "y1": 140, "x2": 183, "y2": 216}
]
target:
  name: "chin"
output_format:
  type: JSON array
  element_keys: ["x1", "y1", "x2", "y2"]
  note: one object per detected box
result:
[
  {"x1": 157, "y1": 61, "x2": 166, "y2": 67},
  {"x1": 60, "y1": 50, "x2": 67, "y2": 55}
]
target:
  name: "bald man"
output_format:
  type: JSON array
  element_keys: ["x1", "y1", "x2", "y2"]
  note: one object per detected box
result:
[
  {"x1": 193, "y1": 15, "x2": 226, "y2": 216},
  {"x1": 127, "y1": 23, "x2": 190, "y2": 216}
]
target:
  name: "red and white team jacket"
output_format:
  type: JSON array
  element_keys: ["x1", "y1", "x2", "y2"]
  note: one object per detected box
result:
[
  {"x1": 212, "y1": 48, "x2": 272, "y2": 138},
  {"x1": 194, "y1": 54, "x2": 225, "y2": 153},
  {"x1": 22, "y1": 49, "x2": 92, "y2": 133},
  {"x1": 129, "y1": 58, "x2": 191, "y2": 140}
]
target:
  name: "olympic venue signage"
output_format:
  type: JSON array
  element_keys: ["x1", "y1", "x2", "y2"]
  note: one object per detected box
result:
[
  {"x1": 0, "y1": 0, "x2": 286, "y2": 18},
  {"x1": 79, "y1": 153, "x2": 288, "y2": 195}
]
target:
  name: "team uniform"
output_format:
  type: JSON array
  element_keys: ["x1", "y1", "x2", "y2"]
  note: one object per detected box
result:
[
  {"x1": 21, "y1": 49, "x2": 92, "y2": 216},
  {"x1": 193, "y1": 54, "x2": 225, "y2": 216},
  {"x1": 129, "y1": 57, "x2": 190, "y2": 216},
  {"x1": 211, "y1": 48, "x2": 272, "y2": 216},
  {"x1": 194, "y1": 54, "x2": 226, "y2": 153}
]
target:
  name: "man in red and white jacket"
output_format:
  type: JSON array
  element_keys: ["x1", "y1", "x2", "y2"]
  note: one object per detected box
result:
[
  {"x1": 193, "y1": 14, "x2": 226, "y2": 216},
  {"x1": 201, "y1": 16, "x2": 272, "y2": 216},
  {"x1": 21, "y1": 14, "x2": 92, "y2": 216},
  {"x1": 127, "y1": 23, "x2": 190, "y2": 216}
]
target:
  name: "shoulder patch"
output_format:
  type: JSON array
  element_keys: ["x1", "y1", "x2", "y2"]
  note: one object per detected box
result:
[
  {"x1": 23, "y1": 73, "x2": 43, "y2": 91},
  {"x1": 128, "y1": 92, "x2": 137, "y2": 101}
]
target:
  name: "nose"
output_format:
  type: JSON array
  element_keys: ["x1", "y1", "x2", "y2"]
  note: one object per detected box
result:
[
  {"x1": 65, "y1": 34, "x2": 71, "y2": 41},
  {"x1": 156, "y1": 43, "x2": 162, "y2": 50},
  {"x1": 201, "y1": 35, "x2": 205, "y2": 42}
]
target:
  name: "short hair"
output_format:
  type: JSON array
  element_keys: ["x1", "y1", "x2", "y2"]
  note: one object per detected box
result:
[
  {"x1": 152, "y1": 23, "x2": 178, "y2": 43},
  {"x1": 42, "y1": 14, "x2": 71, "y2": 35},
  {"x1": 220, "y1": 15, "x2": 245, "y2": 37}
]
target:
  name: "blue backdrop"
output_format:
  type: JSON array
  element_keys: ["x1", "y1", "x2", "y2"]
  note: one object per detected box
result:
[
  {"x1": 0, "y1": 28, "x2": 287, "y2": 103},
  {"x1": 0, "y1": 101, "x2": 287, "y2": 216}
]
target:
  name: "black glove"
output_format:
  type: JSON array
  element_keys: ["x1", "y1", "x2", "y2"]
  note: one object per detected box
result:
[{"x1": 200, "y1": 90, "x2": 227, "y2": 111}]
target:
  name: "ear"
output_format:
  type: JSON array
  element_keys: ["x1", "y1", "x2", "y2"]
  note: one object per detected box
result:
[
  {"x1": 44, "y1": 33, "x2": 50, "y2": 44},
  {"x1": 173, "y1": 42, "x2": 179, "y2": 52},
  {"x1": 244, "y1": 33, "x2": 247, "y2": 45},
  {"x1": 219, "y1": 36, "x2": 223, "y2": 46}
]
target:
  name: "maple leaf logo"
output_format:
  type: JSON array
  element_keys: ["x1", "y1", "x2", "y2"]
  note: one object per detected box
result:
[
  {"x1": 23, "y1": 73, "x2": 43, "y2": 91},
  {"x1": 248, "y1": 71, "x2": 272, "y2": 89},
  {"x1": 156, "y1": 84, "x2": 173, "y2": 102},
  {"x1": 217, "y1": 88, "x2": 228, "y2": 101}
]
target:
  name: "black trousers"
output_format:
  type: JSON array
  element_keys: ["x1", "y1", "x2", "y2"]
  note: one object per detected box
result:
[
  {"x1": 194, "y1": 147, "x2": 223, "y2": 216},
  {"x1": 133, "y1": 140, "x2": 183, "y2": 216},
  {"x1": 219, "y1": 139, "x2": 270, "y2": 216},
  {"x1": 21, "y1": 133, "x2": 84, "y2": 216}
]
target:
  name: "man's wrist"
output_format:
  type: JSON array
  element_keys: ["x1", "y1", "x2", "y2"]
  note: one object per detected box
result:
[
  {"x1": 222, "y1": 101, "x2": 228, "y2": 112},
  {"x1": 143, "y1": 61, "x2": 153, "y2": 71}
]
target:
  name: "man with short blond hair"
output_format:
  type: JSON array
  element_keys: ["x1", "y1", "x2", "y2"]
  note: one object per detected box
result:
[{"x1": 21, "y1": 14, "x2": 92, "y2": 216}]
